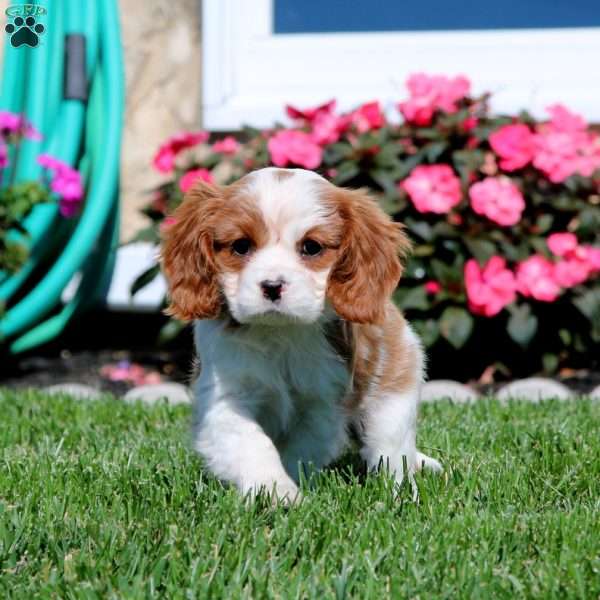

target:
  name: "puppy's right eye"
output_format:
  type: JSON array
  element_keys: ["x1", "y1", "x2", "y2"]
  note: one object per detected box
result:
[{"x1": 232, "y1": 238, "x2": 252, "y2": 256}]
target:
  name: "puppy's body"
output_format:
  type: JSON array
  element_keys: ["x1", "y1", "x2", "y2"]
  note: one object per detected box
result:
[{"x1": 163, "y1": 167, "x2": 441, "y2": 501}]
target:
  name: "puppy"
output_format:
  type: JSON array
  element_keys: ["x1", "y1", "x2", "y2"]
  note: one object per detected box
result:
[{"x1": 161, "y1": 167, "x2": 441, "y2": 502}]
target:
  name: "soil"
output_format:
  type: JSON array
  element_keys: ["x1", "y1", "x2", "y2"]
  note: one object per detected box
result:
[
  {"x1": 1, "y1": 310, "x2": 194, "y2": 394},
  {"x1": 1, "y1": 310, "x2": 599, "y2": 396}
]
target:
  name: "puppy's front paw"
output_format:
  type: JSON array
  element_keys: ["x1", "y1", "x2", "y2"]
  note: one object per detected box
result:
[
  {"x1": 415, "y1": 451, "x2": 443, "y2": 473},
  {"x1": 269, "y1": 478, "x2": 302, "y2": 506},
  {"x1": 245, "y1": 476, "x2": 302, "y2": 506}
]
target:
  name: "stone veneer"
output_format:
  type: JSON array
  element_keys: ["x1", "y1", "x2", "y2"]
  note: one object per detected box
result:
[{"x1": 119, "y1": 0, "x2": 202, "y2": 241}]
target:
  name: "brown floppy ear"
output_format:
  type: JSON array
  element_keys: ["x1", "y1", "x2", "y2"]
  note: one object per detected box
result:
[
  {"x1": 326, "y1": 187, "x2": 411, "y2": 324},
  {"x1": 160, "y1": 180, "x2": 223, "y2": 321}
]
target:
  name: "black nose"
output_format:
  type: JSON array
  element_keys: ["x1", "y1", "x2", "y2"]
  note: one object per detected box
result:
[{"x1": 261, "y1": 279, "x2": 284, "y2": 302}]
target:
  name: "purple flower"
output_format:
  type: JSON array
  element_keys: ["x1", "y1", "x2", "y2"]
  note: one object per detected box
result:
[
  {"x1": 0, "y1": 111, "x2": 21, "y2": 132},
  {"x1": 0, "y1": 142, "x2": 8, "y2": 169},
  {"x1": 37, "y1": 153, "x2": 84, "y2": 217},
  {"x1": 0, "y1": 110, "x2": 42, "y2": 140},
  {"x1": 37, "y1": 153, "x2": 64, "y2": 170}
]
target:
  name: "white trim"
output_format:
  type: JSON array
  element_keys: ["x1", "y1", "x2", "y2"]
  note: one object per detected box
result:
[
  {"x1": 62, "y1": 243, "x2": 166, "y2": 312},
  {"x1": 202, "y1": 0, "x2": 600, "y2": 130}
]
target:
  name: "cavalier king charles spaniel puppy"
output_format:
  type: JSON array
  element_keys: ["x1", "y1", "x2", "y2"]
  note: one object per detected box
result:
[{"x1": 162, "y1": 167, "x2": 442, "y2": 503}]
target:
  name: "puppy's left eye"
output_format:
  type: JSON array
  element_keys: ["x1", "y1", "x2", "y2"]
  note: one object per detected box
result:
[
  {"x1": 232, "y1": 238, "x2": 252, "y2": 255},
  {"x1": 301, "y1": 239, "x2": 323, "y2": 256}
]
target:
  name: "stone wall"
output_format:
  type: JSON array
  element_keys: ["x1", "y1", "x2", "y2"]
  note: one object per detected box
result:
[{"x1": 119, "y1": 0, "x2": 202, "y2": 240}]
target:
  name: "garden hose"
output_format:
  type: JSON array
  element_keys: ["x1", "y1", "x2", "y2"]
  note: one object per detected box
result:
[
  {"x1": 10, "y1": 57, "x2": 120, "y2": 353},
  {"x1": 0, "y1": 0, "x2": 123, "y2": 351},
  {"x1": 0, "y1": 0, "x2": 91, "y2": 297}
]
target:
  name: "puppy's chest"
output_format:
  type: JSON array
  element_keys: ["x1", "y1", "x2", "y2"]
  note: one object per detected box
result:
[{"x1": 238, "y1": 338, "x2": 350, "y2": 436}]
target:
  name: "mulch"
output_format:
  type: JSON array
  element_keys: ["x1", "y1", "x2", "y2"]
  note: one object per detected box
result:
[{"x1": 1, "y1": 310, "x2": 598, "y2": 396}]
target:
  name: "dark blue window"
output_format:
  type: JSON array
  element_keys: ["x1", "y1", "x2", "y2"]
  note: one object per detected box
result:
[{"x1": 274, "y1": 0, "x2": 600, "y2": 34}]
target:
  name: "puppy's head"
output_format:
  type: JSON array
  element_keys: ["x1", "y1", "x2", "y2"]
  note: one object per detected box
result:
[{"x1": 161, "y1": 167, "x2": 410, "y2": 325}]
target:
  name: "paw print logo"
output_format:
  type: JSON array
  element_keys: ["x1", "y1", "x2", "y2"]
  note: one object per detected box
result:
[{"x1": 5, "y1": 14, "x2": 45, "y2": 47}]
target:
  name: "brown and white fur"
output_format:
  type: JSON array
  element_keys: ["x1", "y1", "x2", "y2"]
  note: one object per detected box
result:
[{"x1": 161, "y1": 167, "x2": 442, "y2": 503}]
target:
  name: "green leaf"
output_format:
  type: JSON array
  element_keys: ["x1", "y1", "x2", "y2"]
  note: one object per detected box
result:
[
  {"x1": 158, "y1": 319, "x2": 186, "y2": 344},
  {"x1": 395, "y1": 286, "x2": 429, "y2": 311},
  {"x1": 573, "y1": 287, "x2": 600, "y2": 341},
  {"x1": 464, "y1": 238, "x2": 496, "y2": 264},
  {"x1": 395, "y1": 154, "x2": 423, "y2": 180},
  {"x1": 369, "y1": 168, "x2": 399, "y2": 197},
  {"x1": 332, "y1": 161, "x2": 360, "y2": 185},
  {"x1": 452, "y1": 149, "x2": 485, "y2": 185},
  {"x1": 542, "y1": 353, "x2": 559, "y2": 374},
  {"x1": 535, "y1": 214, "x2": 554, "y2": 234},
  {"x1": 412, "y1": 319, "x2": 439, "y2": 347},
  {"x1": 324, "y1": 142, "x2": 353, "y2": 164},
  {"x1": 131, "y1": 264, "x2": 161, "y2": 297},
  {"x1": 412, "y1": 244, "x2": 435, "y2": 257},
  {"x1": 130, "y1": 225, "x2": 160, "y2": 244},
  {"x1": 373, "y1": 144, "x2": 402, "y2": 169},
  {"x1": 507, "y1": 304, "x2": 538, "y2": 348},
  {"x1": 424, "y1": 141, "x2": 449, "y2": 163},
  {"x1": 415, "y1": 127, "x2": 441, "y2": 140},
  {"x1": 529, "y1": 236, "x2": 549, "y2": 255},
  {"x1": 439, "y1": 307, "x2": 474, "y2": 349},
  {"x1": 405, "y1": 218, "x2": 433, "y2": 242},
  {"x1": 378, "y1": 194, "x2": 407, "y2": 214},
  {"x1": 578, "y1": 207, "x2": 600, "y2": 236},
  {"x1": 431, "y1": 259, "x2": 462, "y2": 286}
]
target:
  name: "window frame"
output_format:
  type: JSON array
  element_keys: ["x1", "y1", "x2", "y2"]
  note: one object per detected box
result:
[{"x1": 202, "y1": 0, "x2": 600, "y2": 130}]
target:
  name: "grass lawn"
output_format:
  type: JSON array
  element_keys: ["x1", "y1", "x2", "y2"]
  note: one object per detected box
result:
[{"x1": 0, "y1": 389, "x2": 599, "y2": 599}]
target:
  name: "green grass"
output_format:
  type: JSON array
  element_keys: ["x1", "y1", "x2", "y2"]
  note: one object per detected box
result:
[{"x1": 0, "y1": 389, "x2": 599, "y2": 599}]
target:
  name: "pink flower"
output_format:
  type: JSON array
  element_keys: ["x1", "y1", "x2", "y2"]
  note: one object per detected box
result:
[
  {"x1": 546, "y1": 104, "x2": 587, "y2": 132},
  {"x1": 152, "y1": 131, "x2": 209, "y2": 173},
  {"x1": 489, "y1": 124, "x2": 535, "y2": 171},
  {"x1": 544, "y1": 235, "x2": 600, "y2": 288},
  {"x1": 160, "y1": 216, "x2": 178, "y2": 233},
  {"x1": 532, "y1": 129, "x2": 587, "y2": 183},
  {"x1": 37, "y1": 153, "x2": 64, "y2": 170},
  {"x1": 532, "y1": 105, "x2": 600, "y2": 183},
  {"x1": 267, "y1": 129, "x2": 323, "y2": 169},
  {"x1": 51, "y1": 171, "x2": 83, "y2": 201},
  {"x1": 464, "y1": 257, "x2": 517, "y2": 317},
  {"x1": 516, "y1": 255, "x2": 561, "y2": 302},
  {"x1": 400, "y1": 164, "x2": 462, "y2": 214},
  {"x1": 0, "y1": 142, "x2": 8, "y2": 168},
  {"x1": 100, "y1": 361, "x2": 162, "y2": 386},
  {"x1": 553, "y1": 257, "x2": 591, "y2": 288},
  {"x1": 0, "y1": 110, "x2": 21, "y2": 132},
  {"x1": 468, "y1": 176, "x2": 525, "y2": 226},
  {"x1": 462, "y1": 116, "x2": 478, "y2": 132},
  {"x1": 212, "y1": 136, "x2": 240, "y2": 155},
  {"x1": 310, "y1": 111, "x2": 349, "y2": 145},
  {"x1": 585, "y1": 246, "x2": 600, "y2": 272},
  {"x1": 179, "y1": 168, "x2": 214, "y2": 193},
  {"x1": 398, "y1": 73, "x2": 470, "y2": 126},
  {"x1": 23, "y1": 123, "x2": 42, "y2": 141},
  {"x1": 350, "y1": 101, "x2": 385, "y2": 133},
  {"x1": 0, "y1": 111, "x2": 42, "y2": 139},
  {"x1": 286, "y1": 99, "x2": 336, "y2": 123},
  {"x1": 37, "y1": 154, "x2": 84, "y2": 217},
  {"x1": 424, "y1": 280, "x2": 442, "y2": 294},
  {"x1": 574, "y1": 136, "x2": 600, "y2": 177},
  {"x1": 547, "y1": 232, "x2": 578, "y2": 257}
]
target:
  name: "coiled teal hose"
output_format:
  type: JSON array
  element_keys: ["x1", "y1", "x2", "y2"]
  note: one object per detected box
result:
[
  {"x1": 0, "y1": 0, "x2": 123, "y2": 352},
  {"x1": 0, "y1": 0, "x2": 89, "y2": 298}
]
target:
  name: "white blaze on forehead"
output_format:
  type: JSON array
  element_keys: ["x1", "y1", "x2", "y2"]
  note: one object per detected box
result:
[{"x1": 244, "y1": 168, "x2": 331, "y2": 244}]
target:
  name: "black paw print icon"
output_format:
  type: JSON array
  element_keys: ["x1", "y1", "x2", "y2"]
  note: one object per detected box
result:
[{"x1": 5, "y1": 15, "x2": 45, "y2": 48}]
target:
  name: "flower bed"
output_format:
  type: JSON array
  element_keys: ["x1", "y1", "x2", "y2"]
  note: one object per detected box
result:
[
  {"x1": 0, "y1": 111, "x2": 84, "y2": 275},
  {"x1": 132, "y1": 74, "x2": 600, "y2": 380}
]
